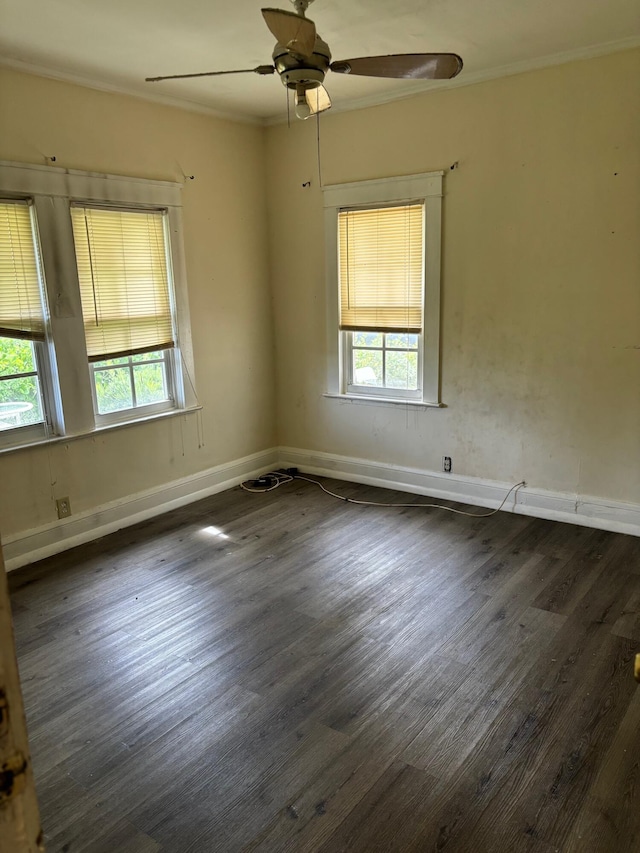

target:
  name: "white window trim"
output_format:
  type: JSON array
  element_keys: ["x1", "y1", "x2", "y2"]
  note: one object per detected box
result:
[
  {"x1": 0, "y1": 160, "x2": 197, "y2": 445},
  {"x1": 323, "y1": 171, "x2": 443, "y2": 406}
]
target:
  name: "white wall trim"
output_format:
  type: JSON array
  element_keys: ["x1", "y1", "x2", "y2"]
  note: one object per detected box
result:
[
  {"x1": 3, "y1": 446, "x2": 279, "y2": 571},
  {"x1": 5, "y1": 443, "x2": 640, "y2": 572},
  {"x1": 279, "y1": 447, "x2": 640, "y2": 539},
  {"x1": 2, "y1": 36, "x2": 638, "y2": 130},
  {"x1": 0, "y1": 159, "x2": 183, "y2": 207}
]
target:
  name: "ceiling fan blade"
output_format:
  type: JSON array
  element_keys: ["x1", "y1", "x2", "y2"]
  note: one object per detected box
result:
[
  {"x1": 146, "y1": 65, "x2": 275, "y2": 82},
  {"x1": 262, "y1": 8, "x2": 316, "y2": 57},
  {"x1": 306, "y1": 85, "x2": 331, "y2": 115},
  {"x1": 330, "y1": 53, "x2": 463, "y2": 80}
]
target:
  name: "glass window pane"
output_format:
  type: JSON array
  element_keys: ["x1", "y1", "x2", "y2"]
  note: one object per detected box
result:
[
  {"x1": 132, "y1": 350, "x2": 163, "y2": 362},
  {"x1": 94, "y1": 367, "x2": 133, "y2": 414},
  {"x1": 386, "y1": 351, "x2": 418, "y2": 390},
  {"x1": 0, "y1": 336, "x2": 37, "y2": 377},
  {"x1": 385, "y1": 333, "x2": 418, "y2": 349},
  {"x1": 93, "y1": 356, "x2": 129, "y2": 368},
  {"x1": 133, "y1": 362, "x2": 168, "y2": 405},
  {"x1": 353, "y1": 332, "x2": 383, "y2": 348},
  {"x1": 0, "y1": 376, "x2": 43, "y2": 427},
  {"x1": 353, "y1": 349, "x2": 383, "y2": 386}
]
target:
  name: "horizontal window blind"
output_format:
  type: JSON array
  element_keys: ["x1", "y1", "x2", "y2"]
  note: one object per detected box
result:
[
  {"x1": 0, "y1": 200, "x2": 46, "y2": 342},
  {"x1": 338, "y1": 203, "x2": 424, "y2": 333},
  {"x1": 71, "y1": 206, "x2": 175, "y2": 362}
]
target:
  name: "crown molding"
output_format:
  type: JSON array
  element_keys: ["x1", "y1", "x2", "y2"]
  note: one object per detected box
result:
[
  {"x1": 1, "y1": 34, "x2": 638, "y2": 130},
  {"x1": 264, "y1": 35, "x2": 640, "y2": 126},
  {"x1": 0, "y1": 55, "x2": 262, "y2": 126}
]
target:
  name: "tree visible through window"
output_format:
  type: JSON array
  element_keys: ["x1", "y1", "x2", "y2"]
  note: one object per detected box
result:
[
  {"x1": 91, "y1": 350, "x2": 171, "y2": 415},
  {"x1": 0, "y1": 336, "x2": 45, "y2": 429},
  {"x1": 351, "y1": 332, "x2": 419, "y2": 390}
]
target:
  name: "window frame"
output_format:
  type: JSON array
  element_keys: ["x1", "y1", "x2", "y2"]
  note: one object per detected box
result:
[
  {"x1": 0, "y1": 338, "x2": 53, "y2": 448},
  {"x1": 344, "y1": 330, "x2": 423, "y2": 400},
  {"x1": 71, "y1": 202, "x2": 182, "y2": 425},
  {"x1": 0, "y1": 198, "x2": 57, "y2": 447},
  {"x1": 90, "y1": 348, "x2": 177, "y2": 423},
  {"x1": 323, "y1": 171, "x2": 443, "y2": 406},
  {"x1": 0, "y1": 160, "x2": 197, "y2": 447}
]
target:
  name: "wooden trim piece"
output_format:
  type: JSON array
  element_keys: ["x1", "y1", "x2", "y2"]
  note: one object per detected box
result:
[{"x1": 0, "y1": 538, "x2": 43, "y2": 852}]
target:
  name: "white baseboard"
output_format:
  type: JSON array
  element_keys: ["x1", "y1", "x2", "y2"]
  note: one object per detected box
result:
[
  {"x1": 5, "y1": 444, "x2": 639, "y2": 571},
  {"x1": 3, "y1": 447, "x2": 279, "y2": 571},
  {"x1": 279, "y1": 446, "x2": 640, "y2": 538}
]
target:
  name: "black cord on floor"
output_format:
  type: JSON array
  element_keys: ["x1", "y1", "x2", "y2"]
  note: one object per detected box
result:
[{"x1": 241, "y1": 471, "x2": 526, "y2": 518}]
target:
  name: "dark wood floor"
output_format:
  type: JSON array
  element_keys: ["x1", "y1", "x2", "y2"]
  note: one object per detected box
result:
[{"x1": 8, "y1": 477, "x2": 640, "y2": 853}]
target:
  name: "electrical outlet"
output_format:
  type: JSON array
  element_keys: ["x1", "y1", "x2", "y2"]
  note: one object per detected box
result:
[
  {"x1": 442, "y1": 456, "x2": 452, "y2": 473},
  {"x1": 56, "y1": 497, "x2": 72, "y2": 519}
]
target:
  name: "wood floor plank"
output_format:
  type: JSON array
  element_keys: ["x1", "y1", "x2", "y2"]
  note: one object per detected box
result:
[
  {"x1": 151, "y1": 721, "x2": 350, "y2": 852},
  {"x1": 401, "y1": 605, "x2": 567, "y2": 779},
  {"x1": 246, "y1": 707, "x2": 440, "y2": 852},
  {"x1": 610, "y1": 581, "x2": 640, "y2": 641},
  {"x1": 7, "y1": 477, "x2": 640, "y2": 852},
  {"x1": 34, "y1": 769, "x2": 160, "y2": 853},
  {"x1": 315, "y1": 761, "x2": 440, "y2": 853},
  {"x1": 562, "y1": 688, "x2": 640, "y2": 852}
]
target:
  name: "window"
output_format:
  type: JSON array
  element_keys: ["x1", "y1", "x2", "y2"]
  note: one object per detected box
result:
[
  {"x1": 347, "y1": 331, "x2": 420, "y2": 397},
  {"x1": 70, "y1": 205, "x2": 177, "y2": 422},
  {"x1": 339, "y1": 203, "x2": 423, "y2": 399},
  {"x1": 323, "y1": 172, "x2": 443, "y2": 405},
  {"x1": 0, "y1": 160, "x2": 196, "y2": 448},
  {"x1": 90, "y1": 351, "x2": 174, "y2": 416},
  {"x1": 0, "y1": 200, "x2": 52, "y2": 443}
]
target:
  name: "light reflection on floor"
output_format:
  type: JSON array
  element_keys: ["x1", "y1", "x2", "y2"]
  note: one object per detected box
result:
[{"x1": 201, "y1": 525, "x2": 229, "y2": 540}]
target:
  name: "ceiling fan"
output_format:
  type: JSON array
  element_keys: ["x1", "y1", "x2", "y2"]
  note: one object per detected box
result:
[{"x1": 146, "y1": 0, "x2": 463, "y2": 120}]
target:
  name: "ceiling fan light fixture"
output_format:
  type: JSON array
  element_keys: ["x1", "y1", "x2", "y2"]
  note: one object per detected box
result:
[
  {"x1": 144, "y1": 2, "x2": 463, "y2": 114},
  {"x1": 294, "y1": 85, "x2": 312, "y2": 119}
]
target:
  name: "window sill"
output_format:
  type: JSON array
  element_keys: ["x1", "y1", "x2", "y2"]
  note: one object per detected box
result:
[
  {"x1": 323, "y1": 393, "x2": 444, "y2": 409},
  {"x1": 0, "y1": 405, "x2": 202, "y2": 456}
]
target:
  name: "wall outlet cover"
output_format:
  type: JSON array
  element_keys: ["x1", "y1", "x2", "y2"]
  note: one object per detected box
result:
[{"x1": 56, "y1": 497, "x2": 72, "y2": 519}]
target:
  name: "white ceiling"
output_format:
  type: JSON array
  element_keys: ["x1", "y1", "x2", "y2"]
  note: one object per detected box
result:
[{"x1": 1, "y1": 0, "x2": 639, "y2": 123}]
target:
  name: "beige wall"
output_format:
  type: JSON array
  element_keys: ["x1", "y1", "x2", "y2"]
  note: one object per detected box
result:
[
  {"x1": 266, "y1": 49, "x2": 640, "y2": 504},
  {"x1": 0, "y1": 68, "x2": 276, "y2": 539},
  {"x1": 1, "y1": 48, "x2": 639, "y2": 547}
]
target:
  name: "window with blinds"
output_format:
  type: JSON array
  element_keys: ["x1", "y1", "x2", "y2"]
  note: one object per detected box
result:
[
  {"x1": 325, "y1": 170, "x2": 442, "y2": 404},
  {"x1": 71, "y1": 205, "x2": 175, "y2": 362},
  {"x1": 0, "y1": 200, "x2": 48, "y2": 433},
  {"x1": 0, "y1": 161, "x2": 193, "y2": 444},
  {"x1": 0, "y1": 200, "x2": 46, "y2": 343},
  {"x1": 338, "y1": 203, "x2": 424, "y2": 333}
]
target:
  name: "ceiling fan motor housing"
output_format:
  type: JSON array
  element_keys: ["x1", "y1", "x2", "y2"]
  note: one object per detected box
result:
[{"x1": 272, "y1": 35, "x2": 331, "y2": 89}]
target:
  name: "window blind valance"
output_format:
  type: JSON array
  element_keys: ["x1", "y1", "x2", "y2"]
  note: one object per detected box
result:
[
  {"x1": 0, "y1": 200, "x2": 46, "y2": 342},
  {"x1": 71, "y1": 205, "x2": 175, "y2": 362},
  {"x1": 338, "y1": 203, "x2": 424, "y2": 333}
]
